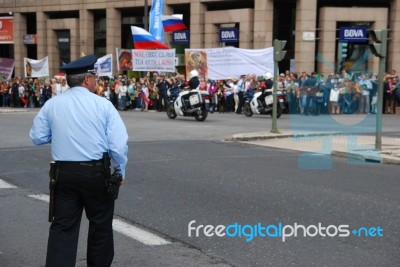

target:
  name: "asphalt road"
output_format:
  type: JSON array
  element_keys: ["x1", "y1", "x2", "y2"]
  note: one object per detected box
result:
[{"x1": 1, "y1": 109, "x2": 399, "y2": 266}]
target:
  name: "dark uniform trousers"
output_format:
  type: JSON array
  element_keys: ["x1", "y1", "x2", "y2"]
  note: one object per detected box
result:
[
  {"x1": 237, "y1": 91, "x2": 244, "y2": 114},
  {"x1": 159, "y1": 89, "x2": 169, "y2": 111},
  {"x1": 46, "y1": 162, "x2": 115, "y2": 267}
]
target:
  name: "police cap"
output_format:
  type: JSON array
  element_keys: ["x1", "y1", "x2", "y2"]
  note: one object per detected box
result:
[{"x1": 60, "y1": 55, "x2": 98, "y2": 75}]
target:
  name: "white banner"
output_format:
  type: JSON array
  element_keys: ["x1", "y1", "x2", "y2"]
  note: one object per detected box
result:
[
  {"x1": 132, "y1": 49, "x2": 176, "y2": 72},
  {"x1": 24, "y1": 57, "x2": 49, "y2": 78},
  {"x1": 185, "y1": 47, "x2": 274, "y2": 80},
  {"x1": 94, "y1": 54, "x2": 113, "y2": 77}
]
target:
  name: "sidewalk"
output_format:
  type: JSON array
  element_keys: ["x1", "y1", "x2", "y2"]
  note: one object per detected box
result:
[
  {"x1": 0, "y1": 107, "x2": 30, "y2": 113},
  {"x1": 230, "y1": 131, "x2": 400, "y2": 165}
]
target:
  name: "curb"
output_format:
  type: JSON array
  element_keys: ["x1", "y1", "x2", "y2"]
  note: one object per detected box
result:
[
  {"x1": 231, "y1": 132, "x2": 400, "y2": 165},
  {"x1": 230, "y1": 132, "x2": 343, "y2": 142},
  {"x1": 332, "y1": 150, "x2": 400, "y2": 165},
  {"x1": 0, "y1": 108, "x2": 29, "y2": 113},
  {"x1": 331, "y1": 150, "x2": 381, "y2": 163}
]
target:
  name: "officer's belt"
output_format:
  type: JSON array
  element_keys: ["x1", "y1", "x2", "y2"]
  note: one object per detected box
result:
[
  {"x1": 56, "y1": 160, "x2": 106, "y2": 175},
  {"x1": 57, "y1": 159, "x2": 103, "y2": 167}
]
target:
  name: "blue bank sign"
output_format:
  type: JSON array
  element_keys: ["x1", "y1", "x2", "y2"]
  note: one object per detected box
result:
[
  {"x1": 340, "y1": 27, "x2": 367, "y2": 42},
  {"x1": 219, "y1": 28, "x2": 239, "y2": 43},
  {"x1": 172, "y1": 30, "x2": 190, "y2": 44}
]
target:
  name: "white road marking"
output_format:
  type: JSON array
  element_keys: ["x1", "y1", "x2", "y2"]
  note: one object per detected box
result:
[
  {"x1": 28, "y1": 194, "x2": 49, "y2": 202},
  {"x1": 0, "y1": 179, "x2": 17, "y2": 189},
  {"x1": 27, "y1": 194, "x2": 171, "y2": 246},
  {"x1": 113, "y1": 219, "x2": 171, "y2": 246}
]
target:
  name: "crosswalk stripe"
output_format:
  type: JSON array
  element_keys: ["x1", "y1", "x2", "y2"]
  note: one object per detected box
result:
[
  {"x1": 0, "y1": 179, "x2": 17, "y2": 189},
  {"x1": 27, "y1": 194, "x2": 170, "y2": 246},
  {"x1": 113, "y1": 219, "x2": 171, "y2": 246},
  {"x1": 28, "y1": 194, "x2": 49, "y2": 202}
]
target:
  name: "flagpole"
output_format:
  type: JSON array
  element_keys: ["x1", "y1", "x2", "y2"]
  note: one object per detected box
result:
[
  {"x1": 144, "y1": 0, "x2": 149, "y2": 31},
  {"x1": 143, "y1": 0, "x2": 148, "y2": 80}
]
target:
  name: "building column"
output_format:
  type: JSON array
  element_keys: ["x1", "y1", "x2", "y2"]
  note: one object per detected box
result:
[
  {"x1": 13, "y1": 12, "x2": 26, "y2": 77},
  {"x1": 36, "y1": 12, "x2": 48, "y2": 60},
  {"x1": 79, "y1": 9, "x2": 94, "y2": 56},
  {"x1": 318, "y1": 7, "x2": 387, "y2": 75},
  {"x1": 106, "y1": 8, "x2": 121, "y2": 75},
  {"x1": 190, "y1": 2, "x2": 206, "y2": 48},
  {"x1": 389, "y1": 0, "x2": 400, "y2": 72},
  {"x1": 253, "y1": 0, "x2": 273, "y2": 49},
  {"x1": 164, "y1": 5, "x2": 173, "y2": 45},
  {"x1": 204, "y1": 9, "x2": 253, "y2": 48},
  {"x1": 294, "y1": 0, "x2": 317, "y2": 73},
  {"x1": 46, "y1": 19, "x2": 79, "y2": 75}
]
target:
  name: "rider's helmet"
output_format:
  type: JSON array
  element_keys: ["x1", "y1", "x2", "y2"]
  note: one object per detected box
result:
[
  {"x1": 264, "y1": 72, "x2": 273, "y2": 80},
  {"x1": 189, "y1": 69, "x2": 199, "y2": 79}
]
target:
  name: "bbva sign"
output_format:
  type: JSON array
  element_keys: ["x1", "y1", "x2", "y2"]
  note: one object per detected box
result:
[
  {"x1": 173, "y1": 30, "x2": 190, "y2": 44},
  {"x1": 219, "y1": 28, "x2": 239, "y2": 43},
  {"x1": 339, "y1": 27, "x2": 367, "y2": 42}
]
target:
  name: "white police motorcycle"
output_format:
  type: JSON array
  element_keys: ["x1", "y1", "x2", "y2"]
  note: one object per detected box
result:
[
  {"x1": 243, "y1": 72, "x2": 286, "y2": 118},
  {"x1": 166, "y1": 71, "x2": 209, "y2": 121}
]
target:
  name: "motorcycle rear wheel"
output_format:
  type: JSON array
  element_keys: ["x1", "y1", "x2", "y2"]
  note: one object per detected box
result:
[
  {"x1": 270, "y1": 105, "x2": 283, "y2": 118},
  {"x1": 194, "y1": 106, "x2": 208, "y2": 121},
  {"x1": 243, "y1": 103, "x2": 253, "y2": 117}
]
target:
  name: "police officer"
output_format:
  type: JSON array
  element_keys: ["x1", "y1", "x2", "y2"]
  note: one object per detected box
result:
[
  {"x1": 259, "y1": 72, "x2": 273, "y2": 108},
  {"x1": 236, "y1": 74, "x2": 246, "y2": 114},
  {"x1": 188, "y1": 69, "x2": 200, "y2": 89},
  {"x1": 156, "y1": 73, "x2": 170, "y2": 111},
  {"x1": 29, "y1": 55, "x2": 128, "y2": 267}
]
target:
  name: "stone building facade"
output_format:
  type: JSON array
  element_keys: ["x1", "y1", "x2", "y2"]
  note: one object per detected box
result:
[{"x1": 0, "y1": 0, "x2": 399, "y2": 77}]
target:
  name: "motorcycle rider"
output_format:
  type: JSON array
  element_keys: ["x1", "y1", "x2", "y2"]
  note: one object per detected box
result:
[
  {"x1": 189, "y1": 69, "x2": 200, "y2": 89},
  {"x1": 181, "y1": 70, "x2": 200, "y2": 109},
  {"x1": 258, "y1": 72, "x2": 273, "y2": 108}
]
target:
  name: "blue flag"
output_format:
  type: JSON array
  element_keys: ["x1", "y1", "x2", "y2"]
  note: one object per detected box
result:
[{"x1": 149, "y1": 0, "x2": 164, "y2": 43}]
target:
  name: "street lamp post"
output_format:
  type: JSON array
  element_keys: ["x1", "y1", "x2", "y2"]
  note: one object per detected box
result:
[
  {"x1": 369, "y1": 29, "x2": 388, "y2": 151},
  {"x1": 271, "y1": 39, "x2": 287, "y2": 133}
]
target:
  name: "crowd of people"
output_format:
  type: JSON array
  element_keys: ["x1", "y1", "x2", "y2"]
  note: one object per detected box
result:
[
  {"x1": 283, "y1": 70, "x2": 400, "y2": 116},
  {"x1": 1, "y1": 69, "x2": 399, "y2": 115},
  {"x1": 0, "y1": 77, "x2": 69, "y2": 108}
]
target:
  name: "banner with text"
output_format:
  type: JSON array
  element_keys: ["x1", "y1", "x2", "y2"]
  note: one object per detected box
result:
[
  {"x1": 94, "y1": 54, "x2": 113, "y2": 77},
  {"x1": 0, "y1": 17, "x2": 14, "y2": 44},
  {"x1": 185, "y1": 47, "x2": 274, "y2": 80},
  {"x1": 24, "y1": 57, "x2": 49, "y2": 78},
  {"x1": 132, "y1": 49, "x2": 176, "y2": 72},
  {"x1": 0, "y1": 57, "x2": 15, "y2": 80}
]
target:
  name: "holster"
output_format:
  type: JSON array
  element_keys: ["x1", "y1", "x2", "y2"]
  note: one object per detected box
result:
[
  {"x1": 103, "y1": 152, "x2": 122, "y2": 200},
  {"x1": 48, "y1": 161, "x2": 59, "y2": 222}
]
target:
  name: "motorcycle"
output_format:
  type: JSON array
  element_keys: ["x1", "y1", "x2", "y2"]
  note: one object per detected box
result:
[
  {"x1": 242, "y1": 89, "x2": 286, "y2": 118},
  {"x1": 166, "y1": 87, "x2": 209, "y2": 121}
]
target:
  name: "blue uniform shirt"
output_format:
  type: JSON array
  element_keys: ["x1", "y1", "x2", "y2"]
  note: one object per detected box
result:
[{"x1": 29, "y1": 87, "x2": 128, "y2": 178}]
